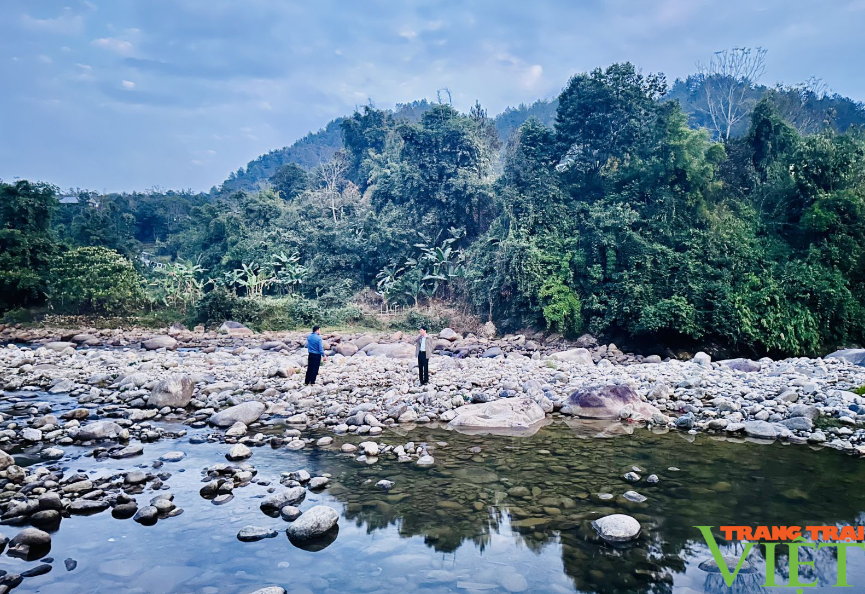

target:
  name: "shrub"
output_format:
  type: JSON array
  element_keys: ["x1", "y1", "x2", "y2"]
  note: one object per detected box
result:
[
  {"x1": 47, "y1": 247, "x2": 144, "y2": 314},
  {"x1": 189, "y1": 289, "x2": 263, "y2": 329},
  {"x1": 2, "y1": 307, "x2": 34, "y2": 324}
]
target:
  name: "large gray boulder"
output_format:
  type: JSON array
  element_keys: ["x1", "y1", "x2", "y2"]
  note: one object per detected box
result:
[
  {"x1": 209, "y1": 401, "x2": 266, "y2": 427},
  {"x1": 446, "y1": 398, "x2": 546, "y2": 433},
  {"x1": 218, "y1": 321, "x2": 254, "y2": 336},
  {"x1": 361, "y1": 342, "x2": 414, "y2": 359},
  {"x1": 561, "y1": 385, "x2": 661, "y2": 420},
  {"x1": 743, "y1": 420, "x2": 777, "y2": 440},
  {"x1": 592, "y1": 514, "x2": 641, "y2": 542},
  {"x1": 76, "y1": 421, "x2": 123, "y2": 441},
  {"x1": 551, "y1": 348, "x2": 594, "y2": 365},
  {"x1": 439, "y1": 328, "x2": 460, "y2": 341},
  {"x1": 142, "y1": 335, "x2": 177, "y2": 351},
  {"x1": 286, "y1": 506, "x2": 339, "y2": 542},
  {"x1": 825, "y1": 349, "x2": 865, "y2": 367},
  {"x1": 720, "y1": 358, "x2": 762, "y2": 372},
  {"x1": 147, "y1": 374, "x2": 194, "y2": 408}
]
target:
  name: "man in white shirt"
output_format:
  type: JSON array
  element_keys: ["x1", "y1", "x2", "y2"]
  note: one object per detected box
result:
[{"x1": 414, "y1": 326, "x2": 432, "y2": 385}]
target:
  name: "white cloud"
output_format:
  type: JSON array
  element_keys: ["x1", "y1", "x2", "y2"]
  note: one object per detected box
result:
[
  {"x1": 38, "y1": 55, "x2": 53, "y2": 64},
  {"x1": 121, "y1": 80, "x2": 136, "y2": 89},
  {"x1": 92, "y1": 37, "x2": 134, "y2": 54}
]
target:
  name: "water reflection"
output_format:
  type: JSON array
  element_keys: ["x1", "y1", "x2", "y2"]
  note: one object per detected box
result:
[{"x1": 2, "y1": 396, "x2": 865, "y2": 594}]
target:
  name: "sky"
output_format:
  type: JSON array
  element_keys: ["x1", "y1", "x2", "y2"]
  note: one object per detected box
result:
[{"x1": 2, "y1": 0, "x2": 864, "y2": 193}]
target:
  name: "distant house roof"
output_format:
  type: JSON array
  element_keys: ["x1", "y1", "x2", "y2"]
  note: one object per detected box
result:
[{"x1": 58, "y1": 195, "x2": 99, "y2": 206}]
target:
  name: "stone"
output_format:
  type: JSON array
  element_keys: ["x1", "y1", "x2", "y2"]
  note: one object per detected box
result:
[
  {"x1": 44, "y1": 341, "x2": 76, "y2": 352},
  {"x1": 148, "y1": 375, "x2": 194, "y2": 408},
  {"x1": 111, "y1": 443, "x2": 143, "y2": 458},
  {"x1": 692, "y1": 352, "x2": 711, "y2": 366},
  {"x1": 720, "y1": 358, "x2": 761, "y2": 372},
  {"x1": 160, "y1": 451, "x2": 186, "y2": 462},
  {"x1": 743, "y1": 420, "x2": 777, "y2": 440},
  {"x1": 446, "y1": 398, "x2": 546, "y2": 433},
  {"x1": 551, "y1": 348, "x2": 594, "y2": 365},
  {"x1": 698, "y1": 555, "x2": 756, "y2": 574},
  {"x1": 779, "y1": 417, "x2": 813, "y2": 432},
  {"x1": 308, "y1": 477, "x2": 328, "y2": 490},
  {"x1": 280, "y1": 506, "x2": 302, "y2": 521},
  {"x1": 334, "y1": 342, "x2": 358, "y2": 356},
  {"x1": 226, "y1": 444, "x2": 252, "y2": 461},
  {"x1": 562, "y1": 385, "x2": 661, "y2": 420},
  {"x1": 592, "y1": 514, "x2": 641, "y2": 542},
  {"x1": 69, "y1": 499, "x2": 109, "y2": 514},
  {"x1": 237, "y1": 526, "x2": 278, "y2": 542},
  {"x1": 316, "y1": 436, "x2": 333, "y2": 446},
  {"x1": 8, "y1": 528, "x2": 51, "y2": 559},
  {"x1": 22, "y1": 428, "x2": 42, "y2": 442},
  {"x1": 622, "y1": 491, "x2": 647, "y2": 503},
  {"x1": 439, "y1": 328, "x2": 460, "y2": 341},
  {"x1": 76, "y1": 421, "x2": 123, "y2": 441},
  {"x1": 133, "y1": 506, "x2": 158, "y2": 525},
  {"x1": 825, "y1": 349, "x2": 865, "y2": 367},
  {"x1": 359, "y1": 441, "x2": 379, "y2": 456},
  {"x1": 209, "y1": 401, "x2": 266, "y2": 427},
  {"x1": 143, "y1": 335, "x2": 178, "y2": 351},
  {"x1": 376, "y1": 480, "x2": 395, "y2": 491},
  {"x1": 0, "y1": 450, "x2": 15, "y2": 470},
  {"x1": 218, "y1": 321, "x2": 254, "y2": 336},
  {"x1": 361, "y1": 343, "x2": 415, "y2": 359},
  {"x1": 247, "y1": 588, "x2": 286, "y2": 594},
  {"x1": 260, "y1": 488, "x2": 306, "y2": 513},
  {"x1": 286, "y1": 506, "x2": 339, "y2": 542}
]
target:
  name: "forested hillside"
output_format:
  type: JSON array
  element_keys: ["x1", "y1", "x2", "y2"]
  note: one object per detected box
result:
[{"x1": 3, "y1": 55, "x2": 865, "y2": 358}]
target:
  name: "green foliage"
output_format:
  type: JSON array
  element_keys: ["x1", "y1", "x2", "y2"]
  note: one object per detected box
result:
[
  {"x1": 8, "y1": 60, "x2": 865, "y2": 358},
  {"x1": 2, "y1": 307, "x2": 34, "y2": 325},
  {"x1": 47, "y1": 247, "x2": 145, "y2": 314},
  {"x1": 0, "y1": 181, "x2": 58, "y2": 312},
  {"x1": 539, "y1": 276, "x2": 582, "y2": 337},
  {"x1": 189, "y1": 289, "x2": 264, "y2": 329}
]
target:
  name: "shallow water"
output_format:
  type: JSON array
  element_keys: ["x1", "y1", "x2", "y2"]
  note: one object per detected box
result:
[{"x1": 3, "y1": 394, "x2": 865, "y2": 594}]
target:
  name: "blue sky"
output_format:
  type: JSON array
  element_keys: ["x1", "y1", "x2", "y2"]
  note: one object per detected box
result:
[{"x1": 2, "y1": 0, "x2": 864, "y2": 193}]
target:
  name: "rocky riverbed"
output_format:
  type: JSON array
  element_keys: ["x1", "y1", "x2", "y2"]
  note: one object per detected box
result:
[{"x1": 1, "y1": 323, "x2": 865, "y2": 592}]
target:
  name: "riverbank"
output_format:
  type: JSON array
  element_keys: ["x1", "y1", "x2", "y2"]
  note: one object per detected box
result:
[{"x1": 2, "y1": 324, "x2": 865, "y2": 592}]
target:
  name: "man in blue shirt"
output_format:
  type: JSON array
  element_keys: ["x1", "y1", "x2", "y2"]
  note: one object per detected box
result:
[{"x1": 305, "y1": 325, "x2": 327, "y2": 385}]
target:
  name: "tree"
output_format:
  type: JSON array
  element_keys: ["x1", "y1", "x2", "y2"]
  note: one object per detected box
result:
[
  {"x1": 269, "y1": 163, "x2": 310, "y2": 201},
  {"x1": 696, "y1": 47, "x2": 767, "y2": 141},
  {"x1": 554, "y1": 63, "x2": 667, "y2": 185},
  {"x1": 0, "y1": 181, "x2": 58, "y2": 312},
  {"x1": 47, "y1": 246, "x2": 145, "y2": 313}
]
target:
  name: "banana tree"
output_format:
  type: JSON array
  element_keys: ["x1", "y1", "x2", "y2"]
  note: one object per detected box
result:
[{"x1": 270, "y1": 251, "x2": 305, "y2": 295}]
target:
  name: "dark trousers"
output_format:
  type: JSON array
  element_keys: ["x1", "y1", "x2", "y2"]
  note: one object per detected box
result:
[
  {"x1": 418, "y1": 353, "x2": 429, "y2": 385},
  {"x1": 305, "y1": 354, "x2": 321, "y2": 385}
]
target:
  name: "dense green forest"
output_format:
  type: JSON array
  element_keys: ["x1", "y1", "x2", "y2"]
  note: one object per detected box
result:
[{"x1": 3, "y1": 57, "x2": 865, "y2": 357}]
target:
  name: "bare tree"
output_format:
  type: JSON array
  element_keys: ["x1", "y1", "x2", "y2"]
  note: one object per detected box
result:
[
  {"x1": 313, "y1": 152, "x2": 349, "y2": 224},
  {"x1": 696, "y1": 47, "x2": 767, "y2": 141},
  {"x1": 769, "y1": 76, "x2": 830, "y2": 134}
]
